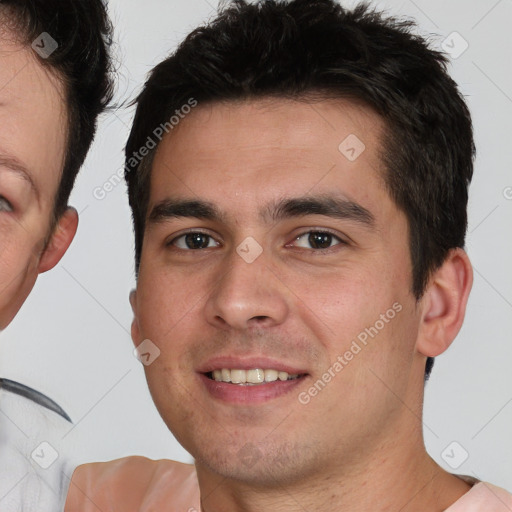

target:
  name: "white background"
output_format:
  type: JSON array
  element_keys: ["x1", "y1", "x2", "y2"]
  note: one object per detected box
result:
[{"x1": 1, "y1": 0, "x2": 511, "y2": 490}]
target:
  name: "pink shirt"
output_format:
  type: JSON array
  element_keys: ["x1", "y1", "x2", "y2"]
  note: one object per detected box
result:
[
  {"x1": 65, "y1": 457, "x2": 512, "y2": 511},
  {"x1": 445, "y1": 481, "x2": 512, "y2": 511},
  {"x1": 66, "y1": 458, "x2": 201, "y2": 512}
]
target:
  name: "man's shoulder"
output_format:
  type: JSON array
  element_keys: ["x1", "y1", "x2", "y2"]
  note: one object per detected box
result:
[
  {"x1": 0, "y1": 378, "x2": 71, "y2": 429},
  {"x1": 447, "y1": 482, "x2": 512, "y2": 511},
  {"x1": 66, "y1": 456, "x2": 200, "y2": 512},
  {"x1": 0, "y1": 380, "x2": 73, "y2": 511}
]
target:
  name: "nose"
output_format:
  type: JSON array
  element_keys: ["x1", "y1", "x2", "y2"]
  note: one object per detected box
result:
[{"x1": 204, "y1": 245, "x2": 290, "y2": 331}]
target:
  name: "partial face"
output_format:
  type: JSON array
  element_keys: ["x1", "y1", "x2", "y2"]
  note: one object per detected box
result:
[
  {"x1": 0, "y1": 29, "x2": 67, "y2": 329},
  {"x1": 132, "y1": 98, "x2": 427, "y2": 486}
]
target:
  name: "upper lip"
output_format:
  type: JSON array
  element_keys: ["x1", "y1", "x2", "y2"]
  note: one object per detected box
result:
[{"x1": 197, "y1": 356, "x2": 308, "y2": 375}]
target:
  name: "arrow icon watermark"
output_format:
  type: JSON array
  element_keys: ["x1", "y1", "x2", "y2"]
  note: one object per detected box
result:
[
  {"x1": 134, "y1": 339, "x2": 161, "y2": 366},
  {"x1": 338, "y1": 134, "x2": 366, "y2": 162},
  {"x1": 31, "y1": 32, "x2": 58, "y2": 59},
  {"x1": 236, "y1": 236, "x2": 263, "y2": 263}
]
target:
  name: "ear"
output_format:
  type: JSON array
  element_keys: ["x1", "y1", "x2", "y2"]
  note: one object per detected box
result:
[
  {"x1": 38, "y1": 207, "x2": 79, "y2": 273},
  {"x1": 129, "y1": 289, "x2": 141, "y2": 346},
  {"x1": 416, "y1": 248, "x2": 473, "y2": 357}
]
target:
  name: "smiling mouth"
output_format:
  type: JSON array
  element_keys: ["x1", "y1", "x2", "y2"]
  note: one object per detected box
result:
[{"x1": 205, "y1": 368, "x2": 306, "y2": 385}]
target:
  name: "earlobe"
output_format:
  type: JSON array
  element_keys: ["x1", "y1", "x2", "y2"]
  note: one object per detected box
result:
[
  {"x1": 129, "y1": 289, "x2": 141, "y2": 346},
  {"x1": 416, "y1": 248, "x2": 473, "y2": 357},
  {"x1": 38, "y1": 207, "x2": 79, "y2": 273}
]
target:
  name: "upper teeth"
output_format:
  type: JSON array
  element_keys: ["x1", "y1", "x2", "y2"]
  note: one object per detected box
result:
[{"x1": 212, "y1": 369, "x2": 299, "y2": 384}]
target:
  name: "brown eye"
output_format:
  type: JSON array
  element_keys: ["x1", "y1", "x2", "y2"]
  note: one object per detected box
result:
[
  {"x1": 171, "y1": 232, "x2": 218, "y2": 250},
  {"x1": 293, "y1": 231, "x2": 343, "y2": 250},
  {"x1": 309, "y1": 232, "x2": 333, "y2": 249}
]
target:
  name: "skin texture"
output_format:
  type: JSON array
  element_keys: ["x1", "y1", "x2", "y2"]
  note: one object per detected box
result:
[
  {"x1": 129, "y1": 98, "x2": 473, "y2": 511},
  {"x1": 0, "y1": 28, "x2": 78, "y2": 331}
]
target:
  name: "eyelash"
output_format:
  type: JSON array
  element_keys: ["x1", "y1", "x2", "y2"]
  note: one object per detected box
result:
[{"x1": 166, "y1": 229, "x2": 346, "y2": 252}]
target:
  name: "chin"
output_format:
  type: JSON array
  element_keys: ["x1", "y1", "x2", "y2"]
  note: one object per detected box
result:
[{"x1": 193, "y1": 438, "x2": 319, "y2": 488}]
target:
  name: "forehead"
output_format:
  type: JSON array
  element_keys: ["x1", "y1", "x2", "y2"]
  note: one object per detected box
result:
[
  {"x1": 0, "y1": 29, "x2": 67, "y2": 206},
  {"x1": 149, "y1": 98, "x2": 394, "y2": 223},
  {"x1": 155, "y1": 97, "x2": 383, "y2": 164}
]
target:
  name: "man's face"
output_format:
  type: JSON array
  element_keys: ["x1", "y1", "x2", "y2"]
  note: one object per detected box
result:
[
  {"x1": 132, "y1": 98, "x2": 429, "y2": 485},
  {"x1": 0, "y1": 29, "x2": 68, "y2": 330}
]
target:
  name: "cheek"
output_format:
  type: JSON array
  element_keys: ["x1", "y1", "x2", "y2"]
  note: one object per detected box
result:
[
  {"x1": 300, "y1": 269, "x2": 384, "y2": 337},
  {"x1": 0, "y1": 231, "x2": 38, "y2": 284},
  {"x1": 0, "y1": 242, "x2": 39, "y2": 328},
  {"x1": 305, "y1": 266, "x2": 416, "y2": 363},
  {"x1": 136, "y1": 267, "x2": 206, "y2": 348}
]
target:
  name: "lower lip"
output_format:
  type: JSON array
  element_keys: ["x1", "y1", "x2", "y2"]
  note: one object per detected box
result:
[{"x1": 199, "y1": 373, "x2": 306, "y2": 404}]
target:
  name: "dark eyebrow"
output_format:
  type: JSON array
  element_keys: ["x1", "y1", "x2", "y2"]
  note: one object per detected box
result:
[
  {"x1": 0, "y1": 154, "x2": 38, "y2": 197},
  {"x1": 148, "y1": 195, "x2": 375, "y2": 228},
  {"x1": 149, "y1": 199, "x2": 226, "y2": 223},
  {"x1": 263, "y1": 195, "x2": 375, "y2": 227}
]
